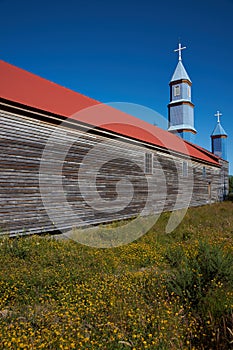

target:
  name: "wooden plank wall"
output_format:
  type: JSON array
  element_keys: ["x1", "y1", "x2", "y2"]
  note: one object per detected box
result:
[{"x1": 0, "y1": 108, "x2": 227, "y2": 236}]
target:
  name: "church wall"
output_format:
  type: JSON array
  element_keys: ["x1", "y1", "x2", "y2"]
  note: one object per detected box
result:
[
  {"x1": 0, "y1": 107, "x2": 226, "y2": 236},
  {"x1": 169, "y1": 105, "x2": 183, "y2": 125},
  {"x1": 183, "y1": 105, "x2": 194, "y2": 126},
  {"x1": 169, "y1": 104, "x2": 194, "y2": 128},
  {"x1": 218, "y1": 159, "x2": 229, "y2": 199},
  {"x1": 212, "y1": 137, "x2": 227, "y2": 160}
]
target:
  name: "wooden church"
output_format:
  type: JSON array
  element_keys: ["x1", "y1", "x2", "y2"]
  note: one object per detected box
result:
[{"x1": 0, "y1": 45, "x2": 229, "y2": 236}]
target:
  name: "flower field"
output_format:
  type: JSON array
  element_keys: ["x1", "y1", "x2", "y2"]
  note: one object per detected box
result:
[{"x1": 0, "y1": 202, "x2": 232, "y2": 349}]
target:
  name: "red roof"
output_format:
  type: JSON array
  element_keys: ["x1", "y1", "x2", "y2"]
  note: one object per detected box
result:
[{"x1": 0, "y1": 60, "x2": 220, "y2": 166}]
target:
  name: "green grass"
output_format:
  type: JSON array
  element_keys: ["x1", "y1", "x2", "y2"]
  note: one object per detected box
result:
[{"x1": 0, "y1": 202, "x2": 233, "y2": 349}]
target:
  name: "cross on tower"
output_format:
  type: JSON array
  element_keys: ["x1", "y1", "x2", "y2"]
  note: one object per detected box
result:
[
  {"x1": 174, "y1": 42, "x2": 186, "y2": 61},
  {"x1": 215, "y1": 110, "x2": 222, "y2": 123}
]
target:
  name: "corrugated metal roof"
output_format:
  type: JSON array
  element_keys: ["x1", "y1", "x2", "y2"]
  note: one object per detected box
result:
[
  {"x1": 211, "y1": 122, "x2": 227, "y2": 137},
  {"x1": 0, "y1": 60, "x2": 100, "y2": 115},
  {"x1": 170, "y1": 60, "x2": 191, "y2": 83},
  {"x1": 0, "y1": 60, "x2": 220, "y2": 166}
]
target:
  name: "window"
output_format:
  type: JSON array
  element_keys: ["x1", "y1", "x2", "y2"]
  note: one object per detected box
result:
[
  {"x1": 145, "y1": 153, "x2": 153, "y2": 174},
  {"x1": 187, "y1": 85, "x2": 191, "y2": 98},
  {"x1": 174, "y1": 85, "x2": 180, "y2": 96},
  {"x1": 182, "y1": 161, "x2": 188, "y2": 177},
  {"x1": 202, "y1": 166, "x2": 206, "y2": 179}
]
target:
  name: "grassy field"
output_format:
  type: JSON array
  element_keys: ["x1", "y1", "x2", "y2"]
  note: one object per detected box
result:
[{"x1": 0, "y1": 202, "x2": 233, "y2": 349}]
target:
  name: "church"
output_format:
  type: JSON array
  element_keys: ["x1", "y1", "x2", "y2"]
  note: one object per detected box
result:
[{"x1": 0, "y1": 44, "x2": 229, "y2": 236}]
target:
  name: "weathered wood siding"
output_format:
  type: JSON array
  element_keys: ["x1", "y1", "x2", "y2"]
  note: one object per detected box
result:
[{"x1": 0, "y1": 106, "x2": 228, "y2": 236}]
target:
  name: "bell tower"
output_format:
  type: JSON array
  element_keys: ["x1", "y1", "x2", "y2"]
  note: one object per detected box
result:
[
  {"x1": 211, "y1": 111, "x2": 227, "y2": 160},
  {"x1": 168, "y1": 43, "x2": 196, "y2": 142}
]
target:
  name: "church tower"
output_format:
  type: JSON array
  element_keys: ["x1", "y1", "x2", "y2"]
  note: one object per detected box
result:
[
  {"x1": 168, "y1": 43, "x2": 196, "y2": 142},
  {"x1": 211, "y1": 111, "x2": 227, "y2": 160}
]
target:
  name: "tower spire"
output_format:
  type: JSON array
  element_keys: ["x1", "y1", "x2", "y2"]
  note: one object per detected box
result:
[
  {"x1": 168, "y1": 42, "x2": 196, "y2": 142},
  {"x1": 174, "y1": 42, "x2": 186, "y2": 61}
]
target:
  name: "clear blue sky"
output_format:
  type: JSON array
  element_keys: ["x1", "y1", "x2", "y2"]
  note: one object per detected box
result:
[{"x1": 1, "y1": 0, "x2": 232, "y2": 173}]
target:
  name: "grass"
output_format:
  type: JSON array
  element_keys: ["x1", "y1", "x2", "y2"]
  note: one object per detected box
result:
[{"x1": 0, "y1": 202, "x2": 232, "y2": 349}]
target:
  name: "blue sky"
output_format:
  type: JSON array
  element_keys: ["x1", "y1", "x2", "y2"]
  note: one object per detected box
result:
[{"x1": 1, "y1": 0, "x2": 232, "y2": 173}]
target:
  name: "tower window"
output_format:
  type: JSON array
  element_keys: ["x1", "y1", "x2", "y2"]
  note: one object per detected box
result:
[
  {"x1": 174, "y1": 85, "x2": 180, "y2": 96},
  {"x1": 187, "y1": 85, "x2": 191, "y2": 97},
  {"x1": 145, "y1": 153, "x2": 153, "y2": 174}
]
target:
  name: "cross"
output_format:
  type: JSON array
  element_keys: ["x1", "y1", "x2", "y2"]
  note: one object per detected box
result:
[
  {"x1": 215, "y1": 110, "x2": 222, "y2": 123},
  {"x1": 174, "y1": 42, "x2": 186, "y2": 61}
]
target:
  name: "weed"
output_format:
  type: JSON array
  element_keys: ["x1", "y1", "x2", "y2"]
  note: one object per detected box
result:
[{"x1": 0, "y1": 202, "x2": 232, "y2": 349}]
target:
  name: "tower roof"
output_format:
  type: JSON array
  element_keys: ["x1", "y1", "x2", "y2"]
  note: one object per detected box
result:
[
  {"x1": 211, "y1": 122, "x2": 227, "y2": 137},
  {"x1": 170, "y1": 60, "x2": 191, "y2": 83}
]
